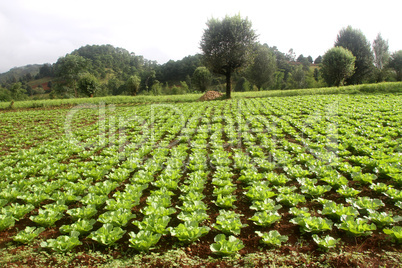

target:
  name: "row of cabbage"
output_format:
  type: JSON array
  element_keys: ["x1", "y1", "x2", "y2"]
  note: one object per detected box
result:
[{"x1": 0, "y1": 94, "x2": 401, "y2": 254}]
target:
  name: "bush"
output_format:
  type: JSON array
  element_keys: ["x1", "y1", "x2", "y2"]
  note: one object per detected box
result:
[{"x1": 321, "y1": 47, "x2": 356, "y2": 87}]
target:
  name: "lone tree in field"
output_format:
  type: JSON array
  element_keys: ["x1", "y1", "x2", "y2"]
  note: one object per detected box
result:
[
  {"x1": 321, "y1": 46, "x2": 356, "y2": 87},
  {"x1": 200, "y1": 15, "x2": 258, "y2": 98},
  {"x1": 335, "y1": 26, "x2": 373, "y2": 84}
]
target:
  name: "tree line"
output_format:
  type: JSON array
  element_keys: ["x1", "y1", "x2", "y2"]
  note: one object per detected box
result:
[{"x1": 0, "y1": 16, "x2": 401, "y2": 101}]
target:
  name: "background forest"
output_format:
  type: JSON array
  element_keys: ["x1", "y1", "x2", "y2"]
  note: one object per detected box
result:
[{"x1": 0, "y1": 26, "x2": 400, "y2": 101}]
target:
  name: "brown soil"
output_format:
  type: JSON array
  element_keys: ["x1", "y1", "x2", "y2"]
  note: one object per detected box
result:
[{"x1": 199, "y1": 91, "x2": 224, "y2": 101}]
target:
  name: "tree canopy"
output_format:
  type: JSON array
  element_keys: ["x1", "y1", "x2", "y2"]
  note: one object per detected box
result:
[
  {"x1": 126, "y1": 75, "x2": 141, "y2": 96},
  {"x1": 389, "y1": 50, "x2": 402, "y2": 81},
  {"x1": 1, "y1": 21, "x2": 401, "y2": 101},
  {"x1": 321, "y1": 46, "x2": 356, "y2": 87},
  {"x1": 335, "y1": 26, "x2": 373, "y2": 84},
  {"x1": 200, "y1": 14, "x2": 258, "y2": 98},
  {"x1": 246, "y1": 43, "x2": 276, "y2": 90},
  {"x1": 78, "y1": 73, "x2": 98, "y2": 97},
  {"x1": 54, "y1": 54, "x2": 89, "y2": 97},
  {"x1": 192, "y1": 67, "x2": 212, "y2": 92}
]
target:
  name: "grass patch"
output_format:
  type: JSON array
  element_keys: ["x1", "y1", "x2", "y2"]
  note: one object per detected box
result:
[
  {"x1": 232, "y1": 82, "x2": 402, "y2": 99},
  {"x1": 1, "y1": 82, "x2": 402, "y2": 110},
  {"x1": 0, "y1": 93, "x2": 203, "y2": 110}
]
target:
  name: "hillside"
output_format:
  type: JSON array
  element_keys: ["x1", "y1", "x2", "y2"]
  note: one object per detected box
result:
[{"x1": 0, "y1": 64, "x2": 43, "y2": 84}]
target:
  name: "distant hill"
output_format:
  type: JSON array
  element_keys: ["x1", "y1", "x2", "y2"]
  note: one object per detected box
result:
[{"x1": 0, "y1": 64, "x2": 43, "y2": 84}]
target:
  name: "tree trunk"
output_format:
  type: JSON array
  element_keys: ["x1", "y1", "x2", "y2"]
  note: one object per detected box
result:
[{"x1": 225, "y1": 71, "x2": 232, "y2": 98}]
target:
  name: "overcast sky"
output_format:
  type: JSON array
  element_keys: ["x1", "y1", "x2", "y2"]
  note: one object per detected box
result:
[{"x1": 0, "y1": 0, "x2": 401, "y2": 73}]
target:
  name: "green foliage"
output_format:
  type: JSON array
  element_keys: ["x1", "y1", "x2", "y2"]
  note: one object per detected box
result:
[
  {"x1": 245, "y1": 184, "x2": 276, "y2": 201},
  {"x1": 336, "y1": 215, "x2": 376, "y2": 237},
  {"x1": 54, "y1": 54, "x2": 89, "y2": 97},
  {"x1": 0, "y1": 214, "x2": 15, "y2": 231},
  {"x1": 210, "y1": 234, "x2": 244, "y2": 256},
  {"x1": 276, "y1": 193, "x2": 306, "y2": 206},
  {"x1": 88, "y1": 224, "x2": 125, "y2": 246},
  {"x1": 8, "y1": 83, "x2": 28, "y2": 101},
  {"x1": 312, "y1": 234, "x2": 340, "y2": 251},
  {"x1": 346, "y1": 197, "x2": 385, "y2": 213},
  {"x1": 384, "y1": 188, "x2": 402, "y2": 201},
  {"x1": 213, "y1": 185, "x2": 236, "y2": 196},
  {"x1": 369, "y1": 183, "x2": 390, "y2": 193},
  {"x1": 335, "y1": 25, "x2": 374, "y2": 84},
  {"x1": 133, "y1": 215, "x2": 171, "y2": 234},
  {"x1": 284, "y1": 165, "x2": 310, "y2": 179},
  {"x1": 126, "y1": 75, "x2": 141, "y2": 96},
  {"x1": 141, "y1": 203, "x2": 176, "y2": 217},
  {"x1": 13, "y1": 226, "x2": 45, "y2": 244},
  {"x1": 51, "y1": 191, "x2": 81, "y2": 204},
  {"x1": 105, "y1": 198, "x2": 137, "y2": 211},
  {"x1": 388, "y1": 50, "x2": 402, "y2": 81},
  {"x1": 321, "y1": 46, "x2": 356, "y2": 87},
  {"x1": 365, "y1": 211, "x2": 399, "y2": 228},
  {"x1": 266, "y1": 173, "x2": 290, "y2": 186},
  {"x1": 1, "y1": 203, "x2": 34, "y2": 220},
  {"x1": 0, "y1": 199, "x2": 7, "y2": 208},
  {"x1": 81, "y1": 194, "x2": 108, "y2": 208},
  {"x1": 200, "y1": 14, "x2": 258, "y2": 98},
  {"x1": 234, "y1": 77, "x2": 252, "y2": 92},
  {"x1": 177, "y1": 200, "x2": 208, "y2": 213},
  {"x1": 43, "y1": 200, "x2": 68, "y2": 213},
  {"x1": 41, "y1": 231, "x2": 82, "y2": 252},
  {"x1": 169, "y1": 221, "x2": 210, "y2": 243},
  {"x1": 67, "y1": 205, "x2": 97, "y2": 220},
  {"x1": 255, "y1": 230, "x2": 288, "y2": 247},
  {"x1": 212, "y1": 210, "x2": 247, "y2": 235},
  {"x1": 300, "y1": 183, "x2": 332, "y2": 197},
  {"x1": 213, "y1": 194, "x2": 237, "y2": 208},
  {"x1": 290, "y1": 216, "x2": 333, "y2": 233},
  {"x1": 351, "y1": 172, "x2": 377, "y2": 184},
  {"x1": 372, "y1": 33, "x2": 390, "y2": 82},
  {"x1": 249, "y1": 211, "x2": 281, "y2": 227},
  {"x1": 289, "y1": 207, "x2": 311, "y2": 218},
  {"x1": 383, "y1": 226, "x2": 402, "y2": 243},
  {"x1": 2, "y1": 89, "x2": 402, "y2": 260},
  {"x1": 128, "y1": 230, "x2": 162, "y2": 251},
  {"x1": 246, "y1": 43, "x2": 276, "y2": 89},
  {"x1": 177, "y1": 210, "x2": 209, "y2": 223},
  {"x1": 336, "y1": 185, "x2": 361, "y2": 197},
  {"x1": 60, "y1": 219, "x2": 96, "y2": 235},
  {"x1": 29, "y1": 209, "x2": 63, "y2": 227},
  {"x1": 151, "y1": 81, "x2": 163, "y2": 96},
  {"x1": 192, "y1": 67, "x2": 212, "y2": 92},
  {"x1": 0, "y1": 87, "x2": 12, "y2": 102},
  {"x1": 319, "y1": 201, "x2": 360, "y2": 221},
  {"x1": 314, "y1": 55, "x2": 323, "y2": 64},
  {"x1": 250, "y1": 198, "x2": 282, "y2": 211},
  {"x1": 78, "y1": 73, "x2": 98, "y2": 97}
]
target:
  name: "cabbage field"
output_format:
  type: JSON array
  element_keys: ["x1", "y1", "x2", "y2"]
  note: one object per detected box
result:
[{"x1": 0, "y1": 93, "x2": 401, "y2": 267}]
